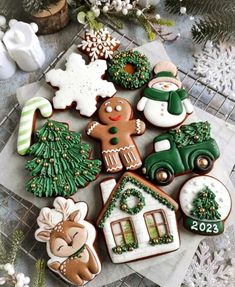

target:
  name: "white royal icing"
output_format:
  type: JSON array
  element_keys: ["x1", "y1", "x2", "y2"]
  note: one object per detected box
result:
[
  {"x1": 179, "y1": 176, "x2": 231, "y2": 221},
  {"x1": 87, "y1": 122, "x2": 99, "y2": 135},
  {"x1": 100, "y1": 174, "x2": 180, "y2": 263},
  {"x1": 154, "y1": 139, "x2": 171, "y2": 152},
  {"x1": 102, "y1": 145, "x2": 135, "y2": 154},
  {"x1": 135, "y1": 119, "x2": 141, "y2": 134},
  {"x1": 78, "y1": 28, "x2": 120, "y2": 61},
  {"x1": 45, "y1": 53, "x2": 116, "y2": 117}
]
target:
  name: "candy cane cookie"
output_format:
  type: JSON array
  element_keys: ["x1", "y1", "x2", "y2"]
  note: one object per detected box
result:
[{"x1": 17, "y1": 97, "x2": 52, "y2": 155}]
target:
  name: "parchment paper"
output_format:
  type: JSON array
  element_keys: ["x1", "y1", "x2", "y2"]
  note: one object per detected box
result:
[{"x1": 0, "y1": 41, "x2": 234, "y2": 287}]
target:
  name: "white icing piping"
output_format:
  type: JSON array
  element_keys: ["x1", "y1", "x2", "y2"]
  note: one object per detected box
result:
[
  {"x1": 107, "y1": 165, "x2": 123, "y2": 172},
  {"x1": 102, "y1": 145, "x2": 135, "y2": 153},
  {"x1": 136, "y1": 119, "x2": 141, "y2": 134},
  {"x1": 87, "y1": 122, "x2": 99, "y2": 135},
  {"x1": 126, "y1": 162, "x2": 142, "y2": 170}
]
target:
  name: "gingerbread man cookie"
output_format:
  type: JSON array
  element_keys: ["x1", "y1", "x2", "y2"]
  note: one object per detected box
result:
[{"x1": 86, "y1": 97, "x2": 145, "y2": 173}]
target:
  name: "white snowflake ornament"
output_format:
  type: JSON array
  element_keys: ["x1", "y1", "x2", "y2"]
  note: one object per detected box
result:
[
  {"x1": 78, "y1": 28, "x2": 120, "y2": 61},
  {"x1": 45, "y1": 53, "x2": 116, "y2": 117},
  {"x1": 193, "y1": 43, "x2": 235, "y2": 98}
]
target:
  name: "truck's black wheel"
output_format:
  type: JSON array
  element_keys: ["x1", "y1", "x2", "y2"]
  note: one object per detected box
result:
[
  {"x1": 194, "y1": 155, "x2": 213, "y2": 174},
  {"x1": 155, "y1": 168, "x2": 174, "y2": 185}
]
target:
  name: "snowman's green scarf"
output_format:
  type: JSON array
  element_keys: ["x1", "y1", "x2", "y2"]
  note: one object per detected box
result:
[{"x1": 143, "y1": 87, "x2": 188, "y2": 115}]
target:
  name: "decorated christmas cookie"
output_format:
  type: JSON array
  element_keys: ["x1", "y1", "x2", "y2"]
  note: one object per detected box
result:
[
  {"x1": 179, "y1": 175, "x2": 232, "y2": 235},
  {"x1": 86, "y1": 97, "x2": 145, "y2": 173},
  {"x1": 17, "y1": 96, "x2": 52, "y2": 155},
  {"x1": 107, "y1": 50, "x2": 151, "y2": 89},
  {"x1": 97, "y1": 172, "x2": 180, "y2": 263},
  {"x1": 45, "y1": 53, "x2": 116, "y2": 117},
  {"x1": 137, "y1": 60, "x2": 194, "y2": 128},
  {"x1": 78, "y1": 28, "x2": 120, "y2": 61},
  {"x1": 26, "y1": 120, "x2": 102, "y2": 197},
  {"x1": 35, "y1": 197, "x2": 101, "y2": 286},
  {"x1": 142, "y1": 122, "x2": 220, "y2": 185}
]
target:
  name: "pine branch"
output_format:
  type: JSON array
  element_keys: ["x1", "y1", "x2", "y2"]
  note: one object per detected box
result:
[
  {"x1": 192, "y1": 16, "x2": 235, "y2": 43},
  {"x1": 137, "y1": 15, "x2": 156, "y2": 41},
  {"x1": 165, "y1": 0, "x2": 235, "y2": 16},
  {"x1": 33, "y1": 259, "x2": 46, "y2": 287},
  {"x1": 7, "y1": 230, "x2": 24, "y2": 265},
  {"x1": 102, "y1": 13, "x2": 124, "y2": 29}
]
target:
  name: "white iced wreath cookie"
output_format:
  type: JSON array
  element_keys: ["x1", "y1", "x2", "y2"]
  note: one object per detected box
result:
[{"x1": 45, "y1": 53, "x2": 116, "y2": 117}]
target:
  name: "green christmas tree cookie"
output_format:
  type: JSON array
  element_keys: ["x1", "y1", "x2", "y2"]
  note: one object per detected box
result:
[{"x1": 26, "y1": 120, "x2": 102, "y2": 197}]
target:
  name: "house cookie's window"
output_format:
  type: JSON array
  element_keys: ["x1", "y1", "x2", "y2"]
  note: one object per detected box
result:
[
  {"x1": 111, "y1": 218, "x2": 138, "y2": 254},
  {"x1": 144, "y1": 210, "x2": 173, "y2": 245}
]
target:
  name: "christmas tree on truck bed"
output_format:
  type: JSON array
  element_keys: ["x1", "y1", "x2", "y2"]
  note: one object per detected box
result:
[
  {"x1": 169, "y1": 121, "x2": 211, "y2": 148},
  {"x1": 26, "y1": 120, "x2": 102, "y2": 197}
]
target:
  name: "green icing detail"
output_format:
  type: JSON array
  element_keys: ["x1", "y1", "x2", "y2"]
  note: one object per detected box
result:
[
  {"x1": 143, "y1": 88, "x2": 188, "y2": 115},
  {"x1": 112, "y1": 242, "x2": 138, "y2": 254},
  {"x1": 98, "y1": 176, "x2": 176, "y2": 228},
  {"x1": 120, "y1": 188, "x2": 145, "y2": 215},
  {"x1": 143, "y1": 121, "x2": 220, "y2": 181},
  {"x1": 169, "y1": 121, "x2": 211, "y2": 148},
  {"x1": 25, "y1": 120, "x2": 102, "y2": 197},
  {"x1": 107, "y1": 50, "x2": 151, "y2": 90},
  {"x1": 184, "y1": 217, "x2": 224, "y2": 235},
  {"x1": 190, "y1": 186, "x2": 221, "y2": 220},
  {"x1": 110, "y1": 137, "x2": 119, "y2": 145},
  {"x1": 109, "y1": 126, "x2": 118, "y2": 134},
  {"x1": 149, "y1": 234, "x2": 174, "y2": 245}
]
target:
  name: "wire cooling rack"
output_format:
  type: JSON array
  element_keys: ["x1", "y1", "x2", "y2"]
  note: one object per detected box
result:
[{"x1": 0, "y1": 24, "x2": 235, "y2": 287}]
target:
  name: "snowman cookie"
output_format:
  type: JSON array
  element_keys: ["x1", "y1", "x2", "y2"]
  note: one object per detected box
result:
[
  {"x1": 86, "y1": 97, "x2": 146, "y2": 173},
  {"x1": 179, "y1": 175, "x2": 232, "y2": 235},
  {"x1": 137, "y1": 61, "x2": 193, "y2": 128}
]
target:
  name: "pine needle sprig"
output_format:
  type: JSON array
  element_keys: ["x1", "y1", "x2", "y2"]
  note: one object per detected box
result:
[
  {"x1": 7, "y1": 230, "x2": 24, "y2": 265},
  {"x1": 33, "y1": 259, "x2": 46, "y2": 287},
  {"x1": 192, "y1": 16, "x2": 235, "y2": 43}
]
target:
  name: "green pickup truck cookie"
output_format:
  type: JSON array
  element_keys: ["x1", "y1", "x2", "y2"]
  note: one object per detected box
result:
[{"x1": 142, "y1": 122, "x2": 220, "y2": 185}]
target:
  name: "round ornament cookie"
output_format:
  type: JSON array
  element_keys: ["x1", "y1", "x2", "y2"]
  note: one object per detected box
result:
[
  {"x1": 78, "y1": 28, "x2": 120, "y2": 61},
  {"x1": 26, "y1": 120, "x2": 102, "y2": 197},
  {"x1": 179, "y1": 175, "x2": 232, "y2": 235},
  {"x1": 86, "y1": 97, "x2": 146, "y2": 173},
  {"x1": 45, "y1": 52, "x2": 116, "y2": 117},
  {"x1": 107, "y1": 50, "x2": 151, "y2": 89},
  {"x1": 137, "y1": 60, "x2": 194, "y2": 128},
  {"x1": 142, "y1": 121, "x2": 220, "y2": 185},
  {"x1": 35, "y1": 197, "x2": 101, "y2": 286}
]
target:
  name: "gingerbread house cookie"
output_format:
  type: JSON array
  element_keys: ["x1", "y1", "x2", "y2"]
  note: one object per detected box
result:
[{"x1": 97, "y1": 172, "x2": 180, "y2": 263}]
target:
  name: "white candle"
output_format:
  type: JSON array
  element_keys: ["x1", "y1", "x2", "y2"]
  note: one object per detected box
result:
[
  {"x1": 0, "y1": 41, "x2": 16, "y2": 80},
  {"x1": 3, "y1": 21, "x2": 45, "y2": 72}
]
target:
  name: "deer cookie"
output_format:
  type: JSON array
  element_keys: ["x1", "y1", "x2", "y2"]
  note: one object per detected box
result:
[
  {"x1": 86, "y1": 97, "x2": 146, "y2": 173},
  {"x1": 35, "y1": 197, "x2": 101, "y2": 286}
]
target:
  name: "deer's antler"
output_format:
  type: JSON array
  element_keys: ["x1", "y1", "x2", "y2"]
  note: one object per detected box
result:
[
  {"x1": 38, "y1": 207, "x2": 55, "y2": 229},
  {"x1": 53, "y1": 197, "x2": 74, "y2": 221}
]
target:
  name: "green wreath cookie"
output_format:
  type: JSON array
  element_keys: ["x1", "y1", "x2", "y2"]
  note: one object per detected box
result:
[{"x1": 107, "y1": 50, "x2": 151, "y2": 89}]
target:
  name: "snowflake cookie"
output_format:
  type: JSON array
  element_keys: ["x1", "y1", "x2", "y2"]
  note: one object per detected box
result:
[
  {"x1": 78, "y1": 28, "x2": 120, "y2": 62},
  {"x1": 45, "y1": 53, "x2": 117, "y2": 117}
]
